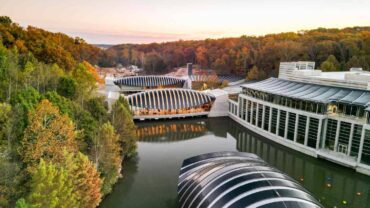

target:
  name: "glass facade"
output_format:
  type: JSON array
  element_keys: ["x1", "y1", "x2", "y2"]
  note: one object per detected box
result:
[
  {"x1": 325, "y1": 119, "x2": 338, "y2": 151},
  {"x1": 257, "y1": 104, "x2": 263, "y2": 128},
  {"x1": 337, "y1": 121, "x2": 351, "y2": 154},
  {"x1": 246, "y1": 101, "x2": 251, "y2": 123},
  {"x1": 271, "y1": 108, "x2": 278, "y2": 134},
  {"x1": 243, "y1": 88, "x2": 327, "y2": 114},
  {"x1": 278, "y1": 110, "x2": 287, "y2": 137},
  {"x1": 308, "y1": 118, "x2": 319, "y2": 148},
  {"x1": 263, "y1": 106, "x2": 270, "y2": 131},
  {"x1": 361, "y1": 130, "x2": 370, "y2": 165},
  {"x1": 243, "y1": 88, "x2": 366, "y2": 119},
  {"x1": 287, "y1": 113, "x2": 296, "y2": 141},
  {"x1": 351, "y1": 125, "x2": 362, "y2": 157},
  {"x1": 230, "y1": 94, "x2": 369, "y2": 170},
  {"x1": 297, "y1": 115, "x2": 307, "y2": 144}
]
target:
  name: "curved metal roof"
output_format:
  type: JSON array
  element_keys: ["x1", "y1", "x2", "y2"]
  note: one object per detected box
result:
[
  {"x1": 178, "y1": 152, "x2": 323, "y2": 208},
  {"x1": 243, "y1": 77, "x2": 370, "y2": 107},
  {"x1": 126, "y1": 89, "x2": 215, "y2": 110},
  {"x1": 114, "y1": 75, "x2": 185, "y2": 87}
]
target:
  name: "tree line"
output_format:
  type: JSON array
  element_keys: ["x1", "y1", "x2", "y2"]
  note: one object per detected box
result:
[
  {"x1": 0, "y1": 17, "x2": 137, "y2": 208},
  {"x1": 104, "y1": 27, "x2": 370, "y2": 78}
]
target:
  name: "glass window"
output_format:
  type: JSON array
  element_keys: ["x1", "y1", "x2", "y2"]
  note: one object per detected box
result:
[
  {"x1": 307, "y1": 118, "x2": 319, "y2": 148},
  {"x1": 257, "y1": 104, "x2": 263, "y2": 128},
  {"x1": 279, "y1": 110, "x2": 287, "y2": 138},
  {"x1": 271, "y1": 108, "x2": 278, "y2": 134},
  {"x1": 325, "y1": 119, "x2": 338, "y2": 151},
  {"x1": 251, "y1": 102, "x2": 257, "y2": 125},
  {"x1": 287, "y1": 113, "x2": 296, "y2": 141},
  {"x1": 297, "y1": 115, "x2": 307, "y2": 144},
  {"x1": 351, "y1": 124, "x2": 362, "y2": 158},
  {"x1": 264, "y1": 106, "x2": 270, "y2": 131},
  {"x1": 337, "y1": 121, "x2": 351, "y2": 154},
  {"x1": 361, "y1": 129, "x2": 370, "y2": 165}
]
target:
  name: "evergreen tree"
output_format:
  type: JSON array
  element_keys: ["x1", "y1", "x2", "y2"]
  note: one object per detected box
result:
[{"x1": 27, "y1": 159, "x2": 78, "y2": 208}]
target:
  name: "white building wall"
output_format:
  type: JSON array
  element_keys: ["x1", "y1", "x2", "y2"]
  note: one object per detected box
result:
[{"x1": 228, "y1": 94, "x2": 370, "y2": 176}]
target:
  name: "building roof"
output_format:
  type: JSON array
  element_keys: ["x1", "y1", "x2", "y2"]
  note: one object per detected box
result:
[
  {"x1": 114, "y1": 75, "x2": 185, "y2": 87},
  {"x1": 178, "y1": 152, "x2": 323, "y2": 208},
  {"x1": 242, "y1": 78, "x2": 370, "y2": 107},
  {"x1": 126, "y1": 88, "x2": 215, "y2": 110}
]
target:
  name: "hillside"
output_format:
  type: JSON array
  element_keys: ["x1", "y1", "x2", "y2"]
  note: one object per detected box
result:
[
  {"x1": 0, "y1": 16, "x2": 104, "y2": 71},
  {"x1": 105, "y1": 27, "x2": 370, "y2": 78}
]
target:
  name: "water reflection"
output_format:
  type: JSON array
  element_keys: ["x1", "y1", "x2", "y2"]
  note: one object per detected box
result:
[
  {"x1": 136, "y1": 119, "x2": 209, "y2": 142},
  {"x1": 101, "y1": 118, "x2": 370, "y2": 208},
  {"x1": 228, "y1": 121, "x2": 370, "y2": 208}
]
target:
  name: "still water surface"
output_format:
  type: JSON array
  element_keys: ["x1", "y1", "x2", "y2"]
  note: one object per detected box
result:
[{"x1": 100, "y1": 117, "x2": 370, "y2": 208}]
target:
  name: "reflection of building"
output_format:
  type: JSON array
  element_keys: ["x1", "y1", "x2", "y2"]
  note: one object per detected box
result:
[
  {"x1": 178, "y1": 152, "x2": 323, "y2": 208},
  {"x1": 127, "y1": 88, "x2": 215, "y2": 119},
  {"x1": 229, "y1": 61, "x2": 370, "y2": 175},
  {"x1": 227, "y1": 122, "x2": 370, "y2": 208},
  {"x1": 136, "y1": 122, "x2": 208, "y2": 142},
  {"x1": 114, "y1": 75, "x2": 186, "y2": 92}
]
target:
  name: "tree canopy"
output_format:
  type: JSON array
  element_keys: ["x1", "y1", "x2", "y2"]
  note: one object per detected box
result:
[{"x1": 105, "y1": 27, "x2": 370, "y2": 78}]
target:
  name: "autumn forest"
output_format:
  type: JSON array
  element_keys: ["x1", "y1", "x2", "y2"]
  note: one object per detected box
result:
[{"x1": 0, "y1": 15, "x2": 370, "y2": 208}]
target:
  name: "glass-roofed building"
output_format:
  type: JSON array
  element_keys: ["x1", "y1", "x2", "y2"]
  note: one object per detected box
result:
[{"x1": 229, "y1": 61, "x2": 370, "y2": 175}]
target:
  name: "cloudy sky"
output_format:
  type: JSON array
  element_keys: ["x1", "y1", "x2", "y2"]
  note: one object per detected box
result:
[{"x1": 1, "y1": 0, "x2": 369, "y2": 44}]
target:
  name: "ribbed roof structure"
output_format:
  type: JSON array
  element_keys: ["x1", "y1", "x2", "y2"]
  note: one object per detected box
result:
[
  {"x1": 127, "y1": 89, "x2": 215, "y2": 110},
  {"x1": 114, "y1": 75, "x2": 185, "y2": 87},
  {"x1": 178, "y1": 152, "x2": 323, "y2": 208},
  {"x1": 242, "y1": 78, "x2": 370, "y2": 107}
]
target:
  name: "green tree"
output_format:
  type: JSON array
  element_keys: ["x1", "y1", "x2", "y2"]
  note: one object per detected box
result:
[
  {"x1": 320, "y1": 55, "x2": 340, "y2": 71},
  {"x1": 0, "y1": 16, "x2": 12, "y2": 24},
  {"x1": 111, "y1": 99, "x2": 137, "y2": 158},
  {"x1": 0, "y1": 103, "x2": 11, "y2": 150},
  {"x1": 11, "y1": 87, "x2": 41, "y2": 112},
  {"x1": 15, "y1": 198, "x2": 31, "y2": 208},
  {"x1": 27, "y1": 159, "x2": 78, "y2": 208},
  {"x1": 71, "y1": 63, "x2": 96, "y2": 106},
  {"x1": 62, "y1": 151, "x2": 102, "y2": 208},
  {"x1": 93, "y1": 123, "x2": 122, "y2": 195},
  {"x1": 57, "y1": 76, "x2": 76, "y2": 98},
  {"x1": 86, "y1": 97, "x2": 109, "y2": 123},
  {"x1": 0, "y1": 154, "x2": 22, "y2": 207},
  {"x1": 345, "y1": 56, "x2": 370, "y2": 70}
]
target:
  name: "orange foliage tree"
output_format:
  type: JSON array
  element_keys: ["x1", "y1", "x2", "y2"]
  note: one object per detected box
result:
[
  {"x1": 21, "y1": 99, "x2": 77, "y2": 171},
  {"x1": 82, "y1": 61, "x2": 104, "y2": 85}
]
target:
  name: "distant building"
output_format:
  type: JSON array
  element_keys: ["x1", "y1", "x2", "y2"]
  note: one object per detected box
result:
[
  {"x1": 229, "y1": 61, "x2": 370, "y2": 175},
  {"x1": 114, "y1": 75, "x2": 186, "y2": 93}
]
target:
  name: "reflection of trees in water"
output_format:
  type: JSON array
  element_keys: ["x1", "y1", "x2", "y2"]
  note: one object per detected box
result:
[
  {"x1": 136, "y1": 120, "x2": 208, "y2": 142},
  {"x1": 227, "y1": 121, "x2": 370, "y2": 208},
  {"x1": 99, "y1": 156, "x2": 139, "y2": 207}
]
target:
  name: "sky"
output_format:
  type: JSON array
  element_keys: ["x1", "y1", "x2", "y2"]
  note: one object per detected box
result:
[{"x1": 0, "y1": 0, "x2": 369, "y2": 44}]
